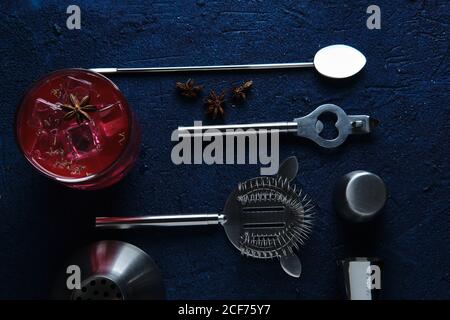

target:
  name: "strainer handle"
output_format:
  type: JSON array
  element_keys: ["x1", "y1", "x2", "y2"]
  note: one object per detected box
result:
[{"x1": 96, "y1": 214, "x2": 225, "y2": 229}]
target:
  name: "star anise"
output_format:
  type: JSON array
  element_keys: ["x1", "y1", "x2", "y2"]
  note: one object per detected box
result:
[
  {"x1": 175, "y1": 79, "x2": 203, "y2": 99},
  {"x1": 204, "y1": 90, "x2": 225, "y2": 119},
  {"x1": 232, "y1": 80, "x2": 253, "y2": 102},
  {"x1": 61, "y1": 94, "x2": 97, "y2": 123}
]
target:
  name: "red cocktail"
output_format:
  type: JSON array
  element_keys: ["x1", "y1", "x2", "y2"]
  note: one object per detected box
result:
[{"x1": 16, "y1": 69, "x2": 140, "y2": 190}]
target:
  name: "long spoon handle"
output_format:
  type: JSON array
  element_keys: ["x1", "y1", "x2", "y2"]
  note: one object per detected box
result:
[
  {"x1": 90, "y1": 62, "x2": 314, "y2": 74},
  {"x1": 96, "y1": 214, "x2": 225, "y2": 229}
]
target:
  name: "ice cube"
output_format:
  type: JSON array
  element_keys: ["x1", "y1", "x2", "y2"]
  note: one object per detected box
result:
[
  {"x1": 63, "y1": 76, "x2": 93, "y2": 102},
  {"x1": 65, "y1": 122, "x2": 102, "y2": 160},
  {"x1": 56, "y1": 76, "x2": 97, "y2": 105},
  {"x1": 30, "y1": 131, "x2": 66, "y2": 162},
  {"x1": 28, "y1": 98, "x2": 64, "y2": 130},
  {"x1": 98, "y1": 101, "x2": 125, "y2": 137},
  {"x1": 66, "y1": 76, "x2": 92, "y2": 89}
]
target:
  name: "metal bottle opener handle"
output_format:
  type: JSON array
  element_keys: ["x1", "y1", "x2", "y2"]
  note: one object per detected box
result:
[{"x1": 178, "y1": 104, "x2": 378, "y2": 148}]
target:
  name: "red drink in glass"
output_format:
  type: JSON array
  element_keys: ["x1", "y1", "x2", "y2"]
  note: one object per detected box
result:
[{"x1": 16, "y1": 69, "x2": 140, "y2": 190}]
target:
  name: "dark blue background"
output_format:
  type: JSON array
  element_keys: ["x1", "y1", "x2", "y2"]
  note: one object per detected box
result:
[{"x1": 0, "y1": 0, "x2": 449, "y2": 299}]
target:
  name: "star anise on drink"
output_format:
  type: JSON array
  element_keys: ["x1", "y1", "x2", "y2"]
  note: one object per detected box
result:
[
  {"x1": 232, "y1": 80, "x2": 253, "y2": 102},
  {"x1": 60, "y1": 94, "x2": 97, "y2": 123},
  {"x1": 204, "y1": 90, "x2": 225, "y2": 119},
  {"x1": 175, "y1": 79, "x2": 203, "y2": 99}
]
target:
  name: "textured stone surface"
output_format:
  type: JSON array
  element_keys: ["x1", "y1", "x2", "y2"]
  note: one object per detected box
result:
[{"x1": 0, "y1": 1, "x2": 449, "y2": 299}]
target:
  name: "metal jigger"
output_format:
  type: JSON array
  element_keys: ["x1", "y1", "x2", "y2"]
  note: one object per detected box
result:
[
  {"x1": 333, "y1": 170, "x2": 387, "y2": 223},
  {"x1": 52, "y1": 241, "x2": 165, "y2": 300}
]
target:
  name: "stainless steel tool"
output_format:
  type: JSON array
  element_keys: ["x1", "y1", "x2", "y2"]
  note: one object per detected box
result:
[
  {"x1": 96, "y1": 157, "x2": 314, "y2": 278},
  {"x1": 91, "y1": 44, "x2": 366, "y2": 79},
  {"x1": 53, "y1": 241, "x2": 165, "y2": 300},
  {"x1": 334, "y1": 170, "x2": 387, "y2": 222},
  {"x1": 178, "y1": 104, "x2": 378, "y2": 149}
]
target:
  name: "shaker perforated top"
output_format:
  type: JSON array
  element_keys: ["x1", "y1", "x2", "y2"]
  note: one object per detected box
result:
[{"x1": 16, "y1": 69, "x2": 132, "y2": 182}]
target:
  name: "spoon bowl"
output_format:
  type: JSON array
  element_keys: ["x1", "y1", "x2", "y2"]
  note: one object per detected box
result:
[{"x1": 313, "y1": 44, "x2": 366, "y2": 79}]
